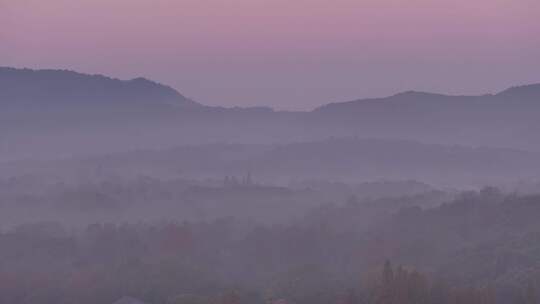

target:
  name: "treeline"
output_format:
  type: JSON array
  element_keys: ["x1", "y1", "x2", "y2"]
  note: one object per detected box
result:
[
  {"x1": 0, "y1": 175, "x2": 448, "y2": 227},
  {"x1": 362, "y1": 261, "x2": 497, "y2": 304},
  {"x1": 1, "y1": 189, "x2": 540, "y2": 303}
]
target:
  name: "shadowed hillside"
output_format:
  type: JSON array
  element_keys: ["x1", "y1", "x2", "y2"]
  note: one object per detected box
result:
[{"x1": 0, "y1": 67, "x2": 198, "y2": 109}]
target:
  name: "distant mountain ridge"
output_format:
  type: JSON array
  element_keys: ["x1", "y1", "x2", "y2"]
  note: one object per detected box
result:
[
  {"x1": 36, "y1": 137, "x2": 540, "y2": 187},
  {"x1": 495, "y1": 83, "x2": 540, "y2": 100},
  {"x1": 2, "y1": 66, "x2": 540, "y2": 158},
  {"x1": 314, "y1": 83, "x2": 540, "y2": 112},
  {"x1": 0, "y1": 67, "x2": 199, "y2": 109},
  {"x1": 2, "y1": 66, "x2": 539, "y2": 112},
  {"x1": 308, "y1": 83, "x2": 540, "y2": 149}
]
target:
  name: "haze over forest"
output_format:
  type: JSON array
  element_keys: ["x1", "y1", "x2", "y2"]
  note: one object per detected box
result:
[
  {"x1": 1, "y1": 0, "x2": 540, "y2": 303},
  {"x1": 1, "y1": 65, "x2": 540, "y2": 304}
]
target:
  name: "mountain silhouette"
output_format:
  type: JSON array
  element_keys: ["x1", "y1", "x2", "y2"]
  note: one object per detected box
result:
[
  {"x1": 2, "y1": 66, "x2": 539, "y2": 113},
  {"x1": 313, "y1": 84, "x2": 540, "y2": 114},
  {"x1": 0, "y1": 67, "x2": 198, "y2": 110},
  {"x1": 2, "y1": 66, "x2": 540, "y2": 159},
  {"x1": 495, "y1": 83, "x2": 540, "y2": 101}
]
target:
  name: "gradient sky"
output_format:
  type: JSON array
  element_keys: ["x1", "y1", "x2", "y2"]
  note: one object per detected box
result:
[{"x1": 1, "y1": 0, "x2": 539, "y2": 109}]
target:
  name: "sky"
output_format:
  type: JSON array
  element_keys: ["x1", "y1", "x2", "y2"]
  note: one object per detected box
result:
[{"x1": 1, "y1": 0, "x2": 539, "y2": 110}]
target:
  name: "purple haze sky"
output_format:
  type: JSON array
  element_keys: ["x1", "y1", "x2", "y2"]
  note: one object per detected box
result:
[{"x1": 1, "y1": 0, "x2": 539, "y2": 110}]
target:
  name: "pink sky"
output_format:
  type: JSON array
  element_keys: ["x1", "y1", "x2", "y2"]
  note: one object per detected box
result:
[{"x1": 1, "y1": 0, "x2": 539, "y2": 109}]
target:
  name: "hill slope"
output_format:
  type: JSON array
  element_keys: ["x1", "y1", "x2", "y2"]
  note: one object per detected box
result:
[
  {"x1": 0, "y1": 67, "x2": 198, "y2": 109},
  {"x1": 2, "y1": 66, "x2": 540, "y2": 158}
]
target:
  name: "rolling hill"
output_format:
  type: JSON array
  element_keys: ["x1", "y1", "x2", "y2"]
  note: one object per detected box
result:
[{"x1": 2, "y1": 67, "x2": 540, "y2": 160}]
